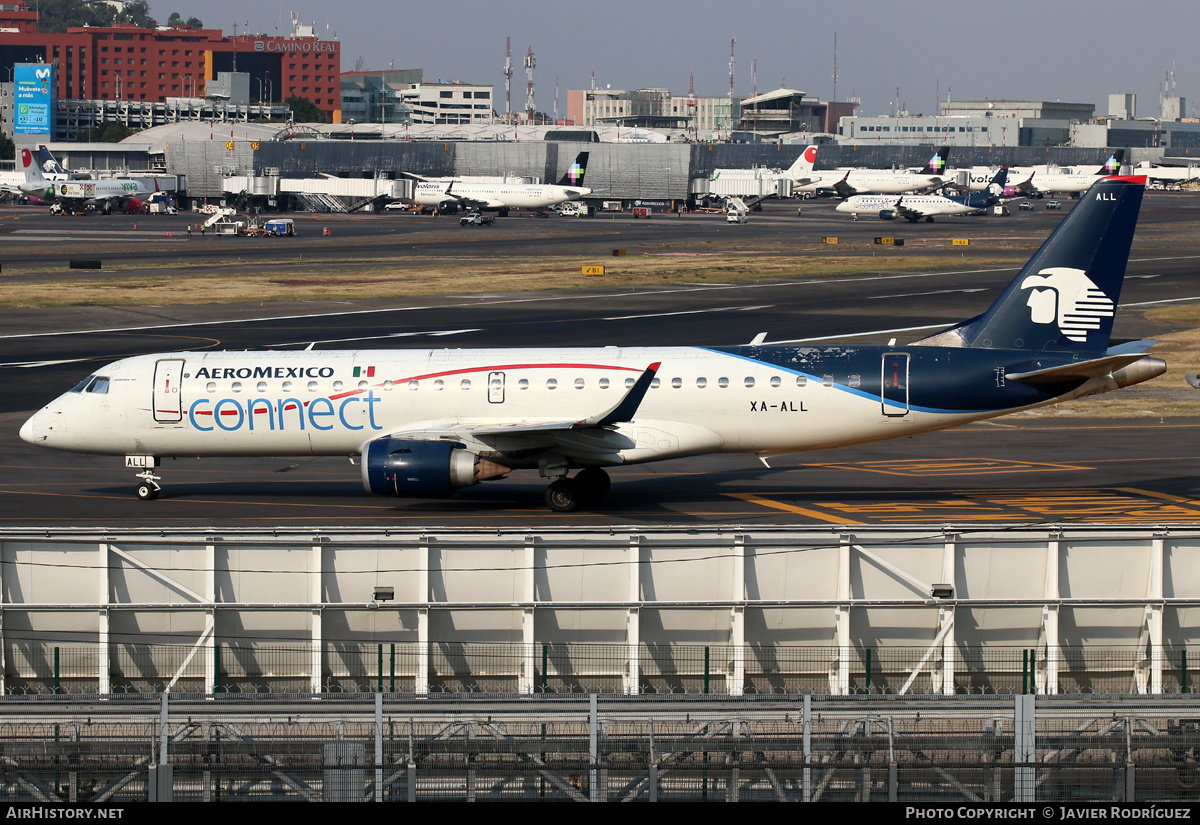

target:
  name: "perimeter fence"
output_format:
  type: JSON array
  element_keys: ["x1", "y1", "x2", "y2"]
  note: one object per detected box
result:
[
  {"x1": 1, "y1": 693, "x2": 1198, "y2": 803},
  {"x1": 5, "y1": 642, "x2": 1195, "y2": 697}
]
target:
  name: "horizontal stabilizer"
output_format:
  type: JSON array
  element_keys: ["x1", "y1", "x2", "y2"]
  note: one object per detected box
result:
[{"x1": 1005, "y1": 348, "x2": 1156, "y2": 384}]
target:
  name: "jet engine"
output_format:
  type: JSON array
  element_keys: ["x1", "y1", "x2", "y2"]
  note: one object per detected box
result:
[
  {"x1": 878, "y1": 210, "x2": 897, "y2": 221},
  {"x1": 361, "y1": 438, "x2": 508, "y2": 498}
]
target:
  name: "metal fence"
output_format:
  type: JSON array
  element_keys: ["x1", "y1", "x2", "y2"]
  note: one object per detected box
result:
[
  {"x1": 1, "y1": 694, "x2": 1198, "y2": 802},
  {"x1": 5, "y1": 642, "x2": 1195, "y2": 697}
]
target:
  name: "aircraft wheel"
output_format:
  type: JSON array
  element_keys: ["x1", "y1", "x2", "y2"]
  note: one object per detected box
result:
[
  {"x1": 498, "y1": 208, "x2": 509, "y2": 217},
  {"x1": 544, "y1": 478, "x2": 581, "y2": 513},
  {"x1": 574, "y1": 468, "x2": 611, "y2": 502},
  {"x1": 926, "y1": 217, "x2": 935, "y2": 223},
  {"x1": 135, "y1": 482, "x2": 159, "y2": 501}
]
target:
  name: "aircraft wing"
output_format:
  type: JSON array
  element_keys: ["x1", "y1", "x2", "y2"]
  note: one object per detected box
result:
[
  {"x1": 381, "y1": 362, "x2": 661, "y2": 440},
  {"x1": 831, "y1": 172, "x2": 857, "y2": 198},
  {"x1": 891, "y1": 198, "x2": 926, "y2": 221}
]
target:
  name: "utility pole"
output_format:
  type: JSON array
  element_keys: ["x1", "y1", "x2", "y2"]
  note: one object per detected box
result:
[
  {"x1": 728, "y1": 38, "x2": 735, "y2": 139},
  {"x1": 503, "y1": 36, "x2": 512, "y2": 123}
]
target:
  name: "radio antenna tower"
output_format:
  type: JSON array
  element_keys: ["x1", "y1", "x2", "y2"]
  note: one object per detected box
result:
[
  {"x1": 524, "y1": 44, "x2": 536, "y2": 123},
  {"x1": 503, "y1": 37, "x2": 513, "y2": 123},
  {"x1": 728, "y1": 38, "x2": 735, "y2": 137},
  {"x1": 831, "y1": 31, "x2": 837, "y2": 103},
  {"x1": 553, "y1": 75, "x2": 559, "y2": 123}
]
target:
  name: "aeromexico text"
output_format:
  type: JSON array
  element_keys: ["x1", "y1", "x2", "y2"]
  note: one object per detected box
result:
[{"x1": 192, "y1": 366, "x2": 336, "y2": 379}]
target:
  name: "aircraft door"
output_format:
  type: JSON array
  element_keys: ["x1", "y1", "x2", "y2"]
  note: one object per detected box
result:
[
  {"x1": 881, "y1": 353, "x2": 910, "y2": 417},
  {"x1": 153, "y1": 359, "x2": 185, "y2": 423},
  {"x1": 488, "y1": 371, "x2": 505, "y2": 404}
]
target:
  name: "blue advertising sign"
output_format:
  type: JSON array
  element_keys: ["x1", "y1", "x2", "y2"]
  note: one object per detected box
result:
[{"x1": 14, "y1": 64, "x2": 54, "y2": 135}]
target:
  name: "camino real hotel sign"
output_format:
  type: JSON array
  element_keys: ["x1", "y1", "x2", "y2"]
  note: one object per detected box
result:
[
  {"x1": 252, "y1": 39, "x2": 337, "y2": 53},
  {"x1": 14, "y1": 64, "x2": 54, "y2": 136}
]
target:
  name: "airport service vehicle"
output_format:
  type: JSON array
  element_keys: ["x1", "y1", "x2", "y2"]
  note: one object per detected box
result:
[
  {"x1": 784, "y1": 144, "x2": 952, "y2": 197},
  {"x1": 20, "y1": 177, "x2": 1164, "y2": 512},
  {"x1": 410, "y1": 152, "x2": 591, "y2": 216},
  {"x1": 835, "y1": 169, "x2": 1011, "y2": 222},
  {"x1": 1019, "y1": 201, "x2": 1036, "y2": 211},
  {"x1": 459, "y1": 212, "x2": 495, "y2": 227},
  {"x1": 1046, "y1": 200, "x2": 1063, "y2": 210},
  {"x1": 264, "y1": 219, "x2": 296, "y2": 236}
]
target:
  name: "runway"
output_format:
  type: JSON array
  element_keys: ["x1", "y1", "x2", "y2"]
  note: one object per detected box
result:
[{"x1": 2, "y1": 196, "x2": 1199, "y2": 526}]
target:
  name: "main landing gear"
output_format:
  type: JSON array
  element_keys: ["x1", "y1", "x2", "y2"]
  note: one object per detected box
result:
[
  {"x1": 134, "y1": 469, "x2": 162, "y2": 500},
  {"x1": 544, "y1": 468, "x2": 611, "y2": 513}
]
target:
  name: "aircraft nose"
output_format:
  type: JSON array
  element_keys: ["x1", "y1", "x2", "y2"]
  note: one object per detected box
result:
[{"x1": 19, "y1": 412, "x2": 39, "y2": 444}]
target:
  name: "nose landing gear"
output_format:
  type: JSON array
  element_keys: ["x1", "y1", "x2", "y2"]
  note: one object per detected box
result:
[{"x1": 134, "y1": 469, "x2": 161, "y2": 500}]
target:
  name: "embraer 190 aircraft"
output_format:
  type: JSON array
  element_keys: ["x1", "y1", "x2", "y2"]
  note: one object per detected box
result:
[
  {"x1": 20, "y1": 176, "x2": 1164, "y2": 512},
  {"x1": 409, "y1": 151, "x2": 591, "y2": 215},
  {"x1": 835, "y1": 168, "x2": 1012, "y2": 222}
]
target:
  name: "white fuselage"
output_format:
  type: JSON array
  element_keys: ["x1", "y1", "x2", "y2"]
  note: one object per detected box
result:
[
  {"x1": 835, "y1": 194, "x2": 979, "y2": 220},
  {"x1": 836, "y1": 170, "x2": 946, "y2": 195},
  {"x1": 20, "y1": 348, "x2": 985, "y2": 467},
  {"x1": 413, "y1": 181, "x2": 591, "y2": 210}
]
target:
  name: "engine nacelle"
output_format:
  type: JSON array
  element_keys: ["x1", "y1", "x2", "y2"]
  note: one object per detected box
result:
[
  {"x1": 361, "y1": 438, "x2": 480, "y2": 497},
  {"x1": 878, "y1": 210, "x2": 897, "y2": 221},
  {"x1": 437, "y1": 200, "x2": 460, "y2": 214}
]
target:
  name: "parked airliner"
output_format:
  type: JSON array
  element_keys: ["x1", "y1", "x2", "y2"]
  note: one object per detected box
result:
[
  {"x1": 835, "y1": 168, "x2": 1011, "y2": 221},
  {"x1": 409, "y1": 151, "x2": 591, "y2": 215},
  {"x1": 784, "y1": 145, "x2": 951, "y2": 197},
  {"x1": 19, "y1": 145, "x2": 152, "y2": 213},
  {"x1": 20, "y1": 176, "x2": 1164, "y2": 511}
]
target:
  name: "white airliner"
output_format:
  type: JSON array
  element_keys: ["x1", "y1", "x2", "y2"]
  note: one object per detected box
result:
[
  {"x1": 783, "y1": 144, "x2": 951, "y2": 197},
  {"x1": 19, "y1": 145, "x2": 152, "y2": 213},
  {"x1": 1021, "y1": 151, "x2": 1124, "y2": 198},
  {"x1": 20, "y1": 176, "x2": 1164, "y2": 512},
  {"x1": 410, "y1": 151, "x2": 591, "y2": 216},
  {"x1": 836, "y1": 169, "x2": 1012, "y2": 222}
]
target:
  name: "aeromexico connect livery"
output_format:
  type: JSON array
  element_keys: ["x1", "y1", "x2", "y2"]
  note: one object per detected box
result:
[{"x1": 21, "y1": 176, "x2": 1165, "y2": 511}]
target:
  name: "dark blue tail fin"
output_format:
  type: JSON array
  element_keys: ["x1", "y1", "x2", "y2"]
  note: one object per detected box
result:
[{"x1": 916, "y1": 176, "x2": 1145, "y2": 354}]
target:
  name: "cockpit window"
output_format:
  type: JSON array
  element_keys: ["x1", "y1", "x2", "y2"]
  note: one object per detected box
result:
[
  {"x1": 69, "y1": 375, "x2": 96, "y2": 393},
  {"x1": 86, "y1": 376, "x2": 110, "y2": 394}
]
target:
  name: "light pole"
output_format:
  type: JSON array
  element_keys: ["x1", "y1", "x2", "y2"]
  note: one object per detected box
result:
[
  {"x1": 255, "y1": 77, "x2": 263, "y2": 106},
  {"x1": 264, "y1": 71, "x2": 271, "y2": 104}
]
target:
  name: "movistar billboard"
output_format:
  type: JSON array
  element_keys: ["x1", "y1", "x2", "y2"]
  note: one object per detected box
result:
[{"x1": 14, "y1": 64, "x2": 54, "y2": 135}]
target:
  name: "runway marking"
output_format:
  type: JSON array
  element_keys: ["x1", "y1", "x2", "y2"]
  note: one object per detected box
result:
[
  {"x1": 806, "y1": 458, "x2": 1091, "y2": 476},
  {"x1": 262, "y1": 329, "x2": 481, "y2": 347},
  {"x1": 868, "y1": 288, "x2": 988, "y2": 300},
  {"x1": 603, "y1": 305, "x2": 772, "y2": 321},
  {"x1": 732, "y1": 487, "x2": 1200, "y2": 524},
  {"x1": 724, "y1": 493, "x2": 863, "y2": 525}
]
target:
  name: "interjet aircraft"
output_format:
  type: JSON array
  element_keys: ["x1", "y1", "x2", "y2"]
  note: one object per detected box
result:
[
  {"x1": 20, "y1": 176, "x2": 1164, "y2": 511},
  {"x1": 835, "y1": 168, "x2": 1012, "y2": 222}
]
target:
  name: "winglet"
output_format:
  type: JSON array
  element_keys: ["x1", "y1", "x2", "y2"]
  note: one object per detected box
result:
[{"x1": 576, "y1": 362, "x2": 660, "y2": 428}]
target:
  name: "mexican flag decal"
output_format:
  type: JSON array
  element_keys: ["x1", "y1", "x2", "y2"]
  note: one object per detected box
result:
[{"x1": 353, "y1": 366, "x2": 376, "y2": 378}]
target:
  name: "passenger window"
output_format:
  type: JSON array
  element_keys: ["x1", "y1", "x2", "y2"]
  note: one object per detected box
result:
[
  {"x1": 256, "y1": 381, "x2": 267, "y2": 392},
  {"x1": 87, "y1": 376, "x2": 110, "y2": 394},
  {"x1": 307, "y1": 381, "x2": 318, "y2": 392},
  {"x1": 460, "y1": 379, "x2": 471, "y2": 390},
  {"x1": 408, "y1": 380, "x2": 419, "y2": 390},
  {"x1": 671, "y1": 377, "x2": 682, "y2": 388},
  {"x1": 599, "y1": 378, "x2": 610, "y2": 389},
  {"x1": 796, "y1": 375, "x2": 807, "y2": 387},
  {"x1": 718, "y1": 377, "x2": 729, "y2": 388},
  {"x1": 518, "y1": 379, "x2": 530, "y2": 390},
  {"x1": 822, "y1": 375, "x2": 834, "y2": 387},
  {"x1": 358, "y1": 380, "x2": 369, "y2": 390},
  {"x1": 574, "y1": 378, "x2": 585, "y2": 389},
  {"x1": 206, "y1": 382, "x2": 217, "y2": 393},
  {"x1": 433, "y1": 380, "x2": 444, "y2": 391},
  {"x1": 625, "y1": 378, "x2": 635, "y2": 389},
  {"x1": 332, "y1": 380, "x2": 343, "y2": 392},
  {"x1": 282, "y1": 381, "x2": 293, "y2": 392},
  {"x1": 651, "y1": 378, "x2": 661, "y2": 388},
  {"x1": 744, "y1": 377, "x2": 755, "y2": 388},
  {"x1": 770, "y1": 376, "x2": 781, "y2": 388},
  {"x1": 546, "y1": 378, "x2": 557, "y2": 390},
  {"x1": 849, "y1": 375, "x2": 861, "y2": 388},
  {"x1": 383, "y1": 380, "x2": 395, "y2": 391},
  {"x1": 231, "y1": 381, "x2": 242, "y2": 393}
]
